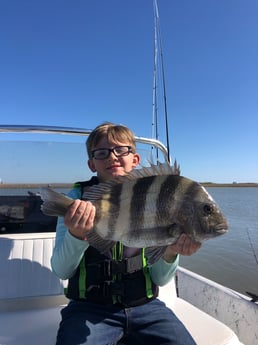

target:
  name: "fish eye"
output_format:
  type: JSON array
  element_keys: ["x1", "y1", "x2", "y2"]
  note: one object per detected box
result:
[{"x1": 203, "y1": 204, "x2": 213, "y2": 215}]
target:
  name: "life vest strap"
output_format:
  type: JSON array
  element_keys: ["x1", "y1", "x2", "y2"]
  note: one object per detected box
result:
[{"x1": 87, "y1": 254, "x2": 143, "y2": 282}]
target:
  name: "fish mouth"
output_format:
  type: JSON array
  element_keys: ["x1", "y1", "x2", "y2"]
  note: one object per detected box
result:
[
  {"x1": 196, "y1": 223, "x2": 228, "y2": 242},
  {"x1": 214, "y1": 222, "x2": 228, "y2": 235},
  {"x1": 216, "y1": 228, "x2": 228, "y2": 234}
]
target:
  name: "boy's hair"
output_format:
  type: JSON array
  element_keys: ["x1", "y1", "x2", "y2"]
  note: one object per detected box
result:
[{"x1": 86, "y1": 122, "x2": 136, "y2": 158}]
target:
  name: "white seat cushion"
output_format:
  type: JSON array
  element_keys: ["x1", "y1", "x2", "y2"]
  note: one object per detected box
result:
[
  {"x1": 0, "y1": 305, "x2": 63, "y2": 345},
  {"x1": 158, "y1": 282, "x2": 243, "y2": 345}
]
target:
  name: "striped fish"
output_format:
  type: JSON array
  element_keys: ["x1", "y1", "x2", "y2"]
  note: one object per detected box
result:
[{"x1": 41, "y1": 163, "x2": 228, "y2": 264}]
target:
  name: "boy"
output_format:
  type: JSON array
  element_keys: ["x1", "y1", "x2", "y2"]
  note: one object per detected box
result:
[{"x1": 51, "y1": 122, "x2": 200, "y2": 344}]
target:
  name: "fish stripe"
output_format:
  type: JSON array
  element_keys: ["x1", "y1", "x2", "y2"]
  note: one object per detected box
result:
[
  {"x1": 107, "y1": 183, "x2": 123, "y2": 237},
  {"x1": 176, "y1": 179, "x2": 202, "y2": 236},
  {"x1": 156, "y1": 175, "x2": 181, "y2": 225},
  {"x1": 92, "y1": 184, "x2": 123, "y2": 239},
  {"x1": 129, "y1": 176, "x2": 157, "y2": 237},
  {"x1": 112, "y1": 180, "x2": 136, "y2": 241},
  {"x1": 156, "y1": 175, "x2": 201, "y2": 236}
]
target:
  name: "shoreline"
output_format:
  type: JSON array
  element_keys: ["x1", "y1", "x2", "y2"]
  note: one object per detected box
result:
[
  {"x1": 0, "y1": 182, "x2": 258, "y2": 189},
  {"x1": 202, "y1": 182, "x2": 258, "y2": 187}
]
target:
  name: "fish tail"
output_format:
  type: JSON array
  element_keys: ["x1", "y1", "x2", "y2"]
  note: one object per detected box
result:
[{"x1": 40, "y1": 187, "x2": 74, "y2": 217}]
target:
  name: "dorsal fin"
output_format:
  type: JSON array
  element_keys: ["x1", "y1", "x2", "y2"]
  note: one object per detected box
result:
[
  {"x1": 118, "y1": 161, "x2": 180, "y2": 181},
  {"x1": 83, "y1": 161, "x2": 180, "y2": 201}
]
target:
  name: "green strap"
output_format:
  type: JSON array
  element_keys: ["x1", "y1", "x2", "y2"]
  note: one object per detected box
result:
[
  {"x1": 79, "y1": 256, "x2": 87, "y2": 299},
  {"x1": 112, "y1": 244, "x2": 119, "y2": 303},
  {"x1": 113, "y1": 245, "x2": 153, "y2": 300},
  {"x1": 64, "y1": 286, "x2": 68, "y2": 296},
  {"x1": 142, "y1": 248, "x2": 154, "y2": 298},
  {"x1": 64, "y1": 256, "x2": 87, "y2": 298},
  {"x1": 118, "y1": 242, "x2": 123, "y2": 260}
]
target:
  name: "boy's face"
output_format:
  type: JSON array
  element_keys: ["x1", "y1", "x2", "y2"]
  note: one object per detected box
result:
[{"x1": 88, "y1": 137, "x2": 140, "y2": 182}]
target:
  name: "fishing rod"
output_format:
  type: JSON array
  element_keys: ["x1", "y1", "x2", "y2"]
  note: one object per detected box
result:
[
  {"x1": 152, "y1": 0, "x2": 159, "y2": 162},
  {"x1": 246, "y1": 228, "x2": 258, "y2": 266},
  {"x1": 152, "y1": 0, "x2": 171, "y2": 164}
]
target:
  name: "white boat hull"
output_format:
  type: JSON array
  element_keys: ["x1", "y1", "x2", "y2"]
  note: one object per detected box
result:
[{"x1": 176, "y1": 267, "x2": 258, "y2": 345}]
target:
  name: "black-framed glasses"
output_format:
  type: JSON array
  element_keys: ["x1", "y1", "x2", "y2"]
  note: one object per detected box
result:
[{"x1": 91, "y1": 146, "x2": 133, "y2": 160}]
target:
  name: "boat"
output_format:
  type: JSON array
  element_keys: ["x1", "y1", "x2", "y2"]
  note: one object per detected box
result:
[
  {"x1": 0, "y1": 193, "x2": 56, "y2": 234},
  {"x1": 0, "y1": 125, "x2": 257, "y2": 345}
]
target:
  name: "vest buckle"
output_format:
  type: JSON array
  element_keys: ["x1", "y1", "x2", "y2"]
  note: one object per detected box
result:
[
  {"x1": 103, "y1": 281, "x2": 125, "y2": 298},
  {"x1": 103, "y1": 259, "x2": 126, "y2": 280},
  {"x1": 102, "y1": 255, "x2": 143, "y2": 280}
]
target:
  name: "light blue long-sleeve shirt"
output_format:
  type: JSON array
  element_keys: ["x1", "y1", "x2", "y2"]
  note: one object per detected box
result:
[{"x1": 51, "y1": 187, "x2": 179, "y2": 286}]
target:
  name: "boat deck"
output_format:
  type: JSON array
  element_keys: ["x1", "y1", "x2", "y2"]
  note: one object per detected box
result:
[{"x1": 0, "y1": 233, "x2": 244, "y2": 345}]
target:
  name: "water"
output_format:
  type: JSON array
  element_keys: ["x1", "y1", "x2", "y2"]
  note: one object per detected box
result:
[
  {"x1": 180, "y1": 187, "x2": 258, "y2": 297},
  {"x1": 0, "y1": 187, "x2": 71, "y2": 196},
  {"x1": 1, "y1": 186, "x2": 258, "y2": 296}
]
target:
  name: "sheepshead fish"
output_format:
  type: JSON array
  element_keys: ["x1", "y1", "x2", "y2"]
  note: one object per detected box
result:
[{"x1": 40, "y1": 163, "x2": 228, "y2": 264}]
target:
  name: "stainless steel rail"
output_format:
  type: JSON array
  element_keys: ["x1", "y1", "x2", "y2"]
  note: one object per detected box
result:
[{"x1": 0, "y1": 124, "x2": 169, "y2": 162}]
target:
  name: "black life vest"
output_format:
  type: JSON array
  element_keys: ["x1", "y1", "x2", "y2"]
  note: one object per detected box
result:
[{"x1": 64, "y1": 177, "x2": 158, "y2": 307}]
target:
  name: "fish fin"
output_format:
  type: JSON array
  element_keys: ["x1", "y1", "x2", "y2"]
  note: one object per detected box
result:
[
  {"x1": 83, "y1": 180, "x2": 119, "y2": 201},
  {"x1": 144, "y1": 246, "x2": 168, "y2": 266},
  {"x1": 120, "y1": 161, "x2": 180, "y2": 181},
  {"x1": 87, "y1": 231, "x2": 116, "y2": 253},
  {"x1": 40, "y1": 187, "x2": 74, "y2": 216},
  {"x1": 83, "y1": 162, "x2": 180, "y2": 202}
]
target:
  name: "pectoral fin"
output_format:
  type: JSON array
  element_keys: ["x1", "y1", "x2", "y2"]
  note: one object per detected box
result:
[
  {"x1": 87, "y1": 231, "x2": 116, "y2": 254},
  {"x1": 145, "y1": 246, "x2": 167, "y2": 265}
]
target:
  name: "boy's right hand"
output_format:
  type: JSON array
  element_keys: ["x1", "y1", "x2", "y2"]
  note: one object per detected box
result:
[{"x1": 64, "y1": 200, "x2": 96, "y2": 241}]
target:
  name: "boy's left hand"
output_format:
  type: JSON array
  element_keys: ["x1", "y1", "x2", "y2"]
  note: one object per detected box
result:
[{"x1": 163, "y1": 233, "x2": 201, "y2": 263}]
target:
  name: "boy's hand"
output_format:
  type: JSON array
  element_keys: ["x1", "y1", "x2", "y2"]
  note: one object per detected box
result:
[
  {"x1": 163, "y1": 233, "x2": 201, "y2": 263},
  {"x1": 64, "y1": 200, "x2": 96, "y2": 241}
]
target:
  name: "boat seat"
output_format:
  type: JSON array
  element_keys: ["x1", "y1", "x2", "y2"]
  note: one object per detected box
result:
[
  {"x1": 158, "y1": 282, "x2": 243, "y2": 345},
  {"x1": 0, "y1": 234, "x2": 243, "y2": 345},
  {"x1": 0, "y1": 284, "x2": 243, "y2": 345}
]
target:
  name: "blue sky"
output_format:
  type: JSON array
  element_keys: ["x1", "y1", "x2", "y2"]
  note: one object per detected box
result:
[{"x1": 0, "y1": 0, "x2": 257, "y2": 183}]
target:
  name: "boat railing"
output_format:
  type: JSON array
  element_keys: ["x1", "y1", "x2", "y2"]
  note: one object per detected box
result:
[
  {"x1": 0, "y1": 124, "x2": 170, "y2": 163},
  {"x1": 0, "y1": 124, "x2": 170, "y2": 235}
]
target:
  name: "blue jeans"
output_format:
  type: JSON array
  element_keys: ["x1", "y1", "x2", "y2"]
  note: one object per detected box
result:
[{"x1": 56, "y1": 299, "x2": 196, "y2": 345}]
